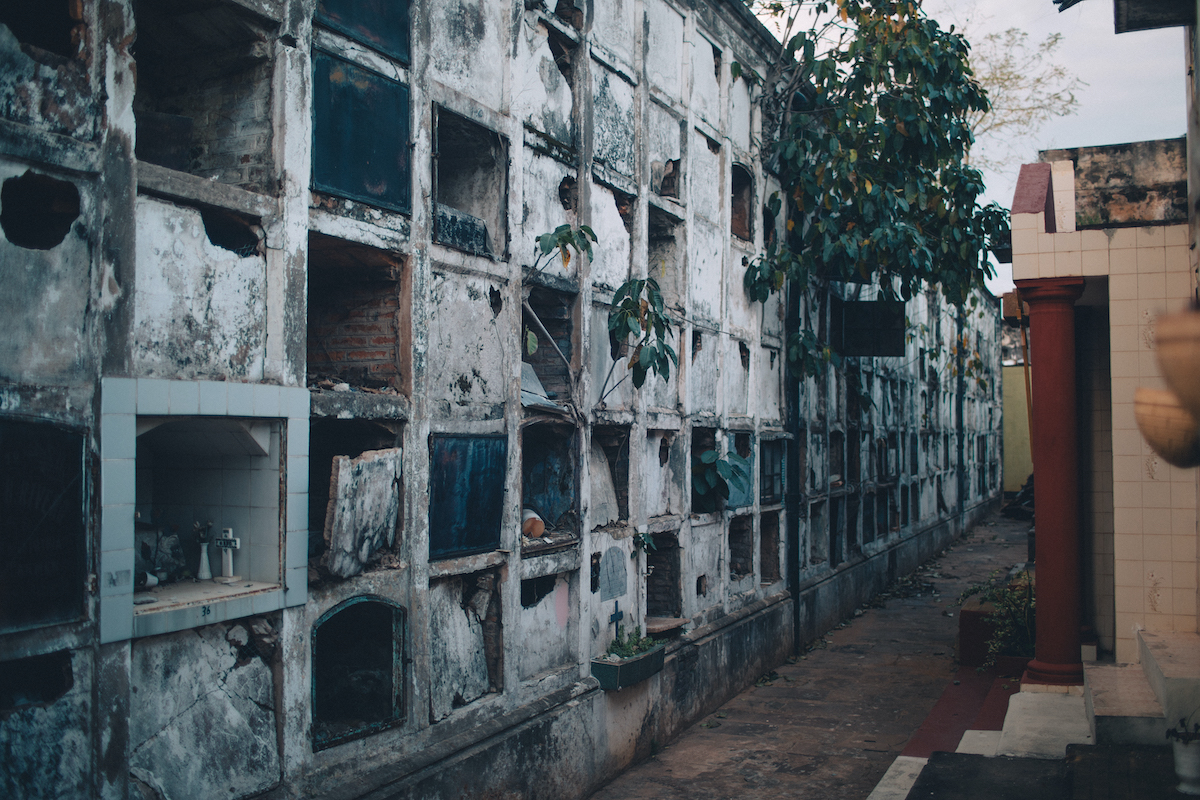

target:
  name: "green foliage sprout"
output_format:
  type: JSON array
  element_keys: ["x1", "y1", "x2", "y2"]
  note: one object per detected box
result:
[
  {"x1": 608, "y1": 278, "x2": 678, "y2": 389},
  {"x1": 692, "y1": 449, "x2": 751, "y2": 513},
  {"x1": 605, "y1": 626, "x2": 660, "y2": 659}
]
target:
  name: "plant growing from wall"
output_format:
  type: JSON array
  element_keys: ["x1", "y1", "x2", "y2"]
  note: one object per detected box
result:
[
  {"x1": 957, "y1": 569, "x2": 1035, "y2": 669},
  {"x1": 739, "y1": 0, "x2": 1008, "y2": 378},
  {"x1": 692, "y1": 449, "x2": 751, "y2": 513},
  {"x1": 608, "y1": 278, "x2": 678, "y2": 390}
]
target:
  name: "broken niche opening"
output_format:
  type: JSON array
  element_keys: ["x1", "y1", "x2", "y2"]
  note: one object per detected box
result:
[
  {"x1": 646, "y1": 531, "x2": 681, "y2": 619},
  {"x1": 808, "y1": 500, "x2": 827, "y2": 565},
  {"x1": 0, "y1": 651, "x2": 73, "y2": 713},
  {"x1": 759, "y1": 438, "x2": 784, "y2": 505},
  {"x1": 308, "y1": 419, "x2": 402, "y2": 580},
  {"x1": 428, "y1": 569, "x2": 503, "y2": 721},
  {"x1": 435, "y1": 108, "x2": 507, "y2": 257},
  {"x1": 900, "y1": 483, "x2": 910, "y2": 527},
  {"x1": 847, "y1": 494, "x2": 860, "y2": 555},
  {"x1": 846, "y1": 428, "x2": 861, "y2": 483},
  {"x1": 862, "y1": 493, "x2": 876, "y2": 545},
  {"x1": 647, "y1": 206, "x2": 684, "y2": 312},
  {"x1": 829, "y1": 497, "x2": 844, "y2": 566},
  {"x1": 523, "y1": 285, "x2": 576, "y2": 407},
  {"x1": 307, "y1": 232, "x2": 409, "y2": 392},
  {"x1": 828, "y1": 430, "x2": 844, "y2": 488},
  {"x1": 312, "y1": 48, "x2": 412, "y2": 214},
  {"x1": 0, "y1": 171, "x2": 81, "y2": 251},
  {"x1": 690, "y1": 426, "x2": 719, "y2": 514},
  {"x1": 0, "y1": 2, "x2": 80, "y2": 59},
  {"x1": 731, "y1": 164, "x2": 753, "y2": 241},
  {"x1": 312, "y1": 595, "x2": 406, "y2": 751},
  {"x1": 134, "y1": 417, "x2": 283, "y2": 604},
  {"x1": 428, "y1": 435, "x2": 507, "y2": 561},
  {"x1": 590, "y1": 426, "x2": 629, "y2": 529},
  {"x1": 729, "y1": 515, "x2": 753, "y2": 579},
  {"x1": 911, "y1": 483, "x2": 921, "y2": 523},
  {"x1": 522, "y1": 423, "x2": 578, "y2": 547},
  {"x1": 760, "y1": 511, "x2": 781, "y2": 584},
  {"x1": 0, "y1": 419, "x2": 86, "y2": 633},
  {"x1": 132, "y1": 0, "x2": 276, "y2": 192}
]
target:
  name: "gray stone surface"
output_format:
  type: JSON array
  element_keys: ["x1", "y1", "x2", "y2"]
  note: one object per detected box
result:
[{"x1": 129, "y1": 623, "x2": 280, "y2": 800}]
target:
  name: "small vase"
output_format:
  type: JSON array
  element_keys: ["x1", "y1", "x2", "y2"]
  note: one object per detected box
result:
[{"x1": 1174, "y1": 739, "x2": 1200, "y2": 796}]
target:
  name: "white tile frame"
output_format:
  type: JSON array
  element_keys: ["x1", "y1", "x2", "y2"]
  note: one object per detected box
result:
[{"x1": 99, "y1": 378, "x2": 309, "y2": 642}]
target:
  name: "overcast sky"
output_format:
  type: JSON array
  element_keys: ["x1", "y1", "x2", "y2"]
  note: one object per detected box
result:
[{"x1": 919, "y1": 0, "x2": 1188, "y2": 293}]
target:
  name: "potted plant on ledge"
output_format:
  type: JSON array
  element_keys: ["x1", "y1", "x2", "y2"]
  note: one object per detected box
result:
[
  {"x1": 1168, "y1": 711, "x2": 1200, "y2": 796},
  {"x1": 590, "y1": 627, "x2": 666, "y2": 691}
]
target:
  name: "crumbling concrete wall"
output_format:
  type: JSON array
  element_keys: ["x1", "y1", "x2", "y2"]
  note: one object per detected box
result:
[
  {"x1": 132, "y1": 197, "x2": 267, "y2": 381},
  {"x1": 129, "y1": 619, "x2": 281, "y2": 800}
]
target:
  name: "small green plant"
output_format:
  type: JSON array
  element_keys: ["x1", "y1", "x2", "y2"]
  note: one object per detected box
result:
[
  {"x1": 631, "y1": 530, "x2": 656, "y2": 558},
  {"x1": 606, "y1": 626, "x2": 659, "y2": 659},
  {"x1": 607, "y1": 278, "x2": 677, "y2": 389},
  {"x1": 957, "y1": 569, "x2": 1035, "y2": 669},
  {"x1": 691, "y1": 449, "x2": 751, "y2": 513},
  {"x1": 533, "y1": 224, "x2": 596, "y2": 273}
]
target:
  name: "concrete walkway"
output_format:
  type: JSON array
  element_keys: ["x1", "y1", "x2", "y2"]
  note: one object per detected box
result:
[{"x1": 588, "y1": 512, "x2": 1034, "y2": 800}]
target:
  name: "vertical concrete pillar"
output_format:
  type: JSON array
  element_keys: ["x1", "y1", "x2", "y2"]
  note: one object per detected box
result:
[{"x1": 1016, "y1": 276, "x2": 1085, "y2": 685}]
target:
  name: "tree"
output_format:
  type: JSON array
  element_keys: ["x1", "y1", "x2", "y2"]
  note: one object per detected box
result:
[
  {"x1": 740, "y1": 0, "x2": 1008, "y2": 375},
  {"x1": 963, "y1": 27, "x2": 1084, "y2": 173}
]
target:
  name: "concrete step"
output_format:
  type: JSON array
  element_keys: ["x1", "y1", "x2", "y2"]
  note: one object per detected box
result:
[
  {"x1": 1138, "y1": 629, "x2": 1200, "y2": 726},
  {"x1": 1083, "y1": 663, "x2": 1164, "y2": 745}
]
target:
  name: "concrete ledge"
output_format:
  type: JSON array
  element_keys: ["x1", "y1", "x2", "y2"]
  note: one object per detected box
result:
[
  {"x1": 1084, "y1": 663, "x2": 1164, "y2": 745},
  {"x1": 1138, "y1": 630, "x2": 1200, "y2": 725}
]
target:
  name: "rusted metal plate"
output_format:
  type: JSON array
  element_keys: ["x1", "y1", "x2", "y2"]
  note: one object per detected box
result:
[
  {"x1": 317, "y1": 0, "x2": 410, "y2": 63},
  {"x1": 428, "y1": 435, "x2": 507, "y2": 560},
  {"x1": 312, "y1": 50, "x2": 411, "y2": 214}
]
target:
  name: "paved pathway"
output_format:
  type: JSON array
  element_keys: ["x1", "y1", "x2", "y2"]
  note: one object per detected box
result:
[{"x1": 588, "y1": 512, "x2": 1031, "y2": 800}]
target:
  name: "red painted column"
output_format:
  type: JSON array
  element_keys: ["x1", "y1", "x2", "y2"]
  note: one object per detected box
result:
[{"x1": 1016, "y1": 277, "x2": 1085, "y2": 685}]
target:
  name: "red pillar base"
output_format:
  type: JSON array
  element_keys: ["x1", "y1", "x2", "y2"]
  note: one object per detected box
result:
[{"x1": 1023, "y1": 658, "x2": 1084, "y2": 686}]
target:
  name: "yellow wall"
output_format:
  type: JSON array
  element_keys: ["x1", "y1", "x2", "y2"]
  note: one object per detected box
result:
[{"x1": 1002, "y1": 365, "x2": 1033, "y2": 493}]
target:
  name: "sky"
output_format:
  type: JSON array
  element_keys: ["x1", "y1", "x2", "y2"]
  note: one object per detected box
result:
[{"x1": 919, "y1": 0, "x2": 1188, "y2": 294}]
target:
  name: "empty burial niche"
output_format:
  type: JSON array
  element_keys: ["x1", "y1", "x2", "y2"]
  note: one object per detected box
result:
[
  {"x1": 647, "y1": 206, "x2": 683, "y2": 309},
  {"x1": 760, "y1": 511, "x2": 781, "y2": 584},
  {"x1": 900, "y1": 483, "x2": 910, "y2": 527},
  {"x1": 0, "y1": 420, "x2": 86, "y2": 634},
  {"x1": 829, "y1": 430, "x2": 844, "y2": 486},
  {"x1": 759, "y1": 438, "x2": 784, "y2": 505},
  {"x1": 695, "y1": 574, "x2": 708, "y2": 597},
  {"x1": 135, "y1": 417, "x2": 282, "y2": 599},
  {"x1": 592, "y1": 426, "x2": 630, "y2": 525},
  {"x1": 729, "y1": 515, "x2": 753, "y2": 579},
  {"x1": 590, "y1": 552, "x2": 601, "y2": 593},
  {"x1": 0, "y1": 171, "x2": 80, "y2": 250},
  {"x1": 524, "y1": 285, "x2": 575, "y2": 401},
  {"x1": 435, "y1": 108, "x2": 507, "y2": 256},
  {"x1": 0, "y1": 2, "x2": 79, "y2": 58},
  {"x1": 846, "y1": 495, "x2": 860, "y2": 555},
  {"x1": 911, "y1": 483, "x2": 921, "y2": 523},
  {"x1": 0, "y1": 651, "x2": 73, "y2": 714},
  {"x1": 846, "y1": 428, "x2": 861, "y2": 483},
  {"x1": 308, "y1": 419, "x2": 401, "y2": 563},
  {"x1": 312, "y1": 596, "x2": 406, "y2": 750},
  {"x1": 731, "y1": 164, "x2": 753, "y2": 240},
  {"x1": 522, "y1": 423, "x2": 577, "y2": 538},
  {"x1": 307, "y1": 232, "x2": 407, "y2": 391},
  {"x1": 862, "y1": 493, "x2": 876, "y2": 545},
  {"x1": 808, "y1": 501, "x2": 827, "y2": 565},
  {"x1": 646, "y1": 532, "x2": 681, "y2": 618},
  {"x1": 132, "y1": 1, "x2": 275, "y2": 190},
  {"x1": 829, "y1": 497, "x2": 843, "y2": 566}
]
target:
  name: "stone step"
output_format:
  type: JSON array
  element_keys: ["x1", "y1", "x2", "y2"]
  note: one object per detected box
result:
[
  {"x1": 1138, "y1": 629, "x2": 1200, "y2": 726},
  {"x1": 1083, "y1": 663, "x2": 1164, "y2": 745}
]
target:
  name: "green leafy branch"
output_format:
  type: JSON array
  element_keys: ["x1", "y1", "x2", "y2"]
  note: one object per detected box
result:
[
  {"x1": 533, "y1": 224, "x2": 596, "y2": 274},
  {"x1": 606, "y1": 278, "x2": 678, "y2": 390},
  {"x1": 692, "y1": 449, "x2": 751, "y2": 513}
]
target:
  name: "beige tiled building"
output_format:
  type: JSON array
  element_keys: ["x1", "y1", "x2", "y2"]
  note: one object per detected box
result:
[{"x1": 1011, "y1": 140, "x2": 1197, "y2": 664}]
